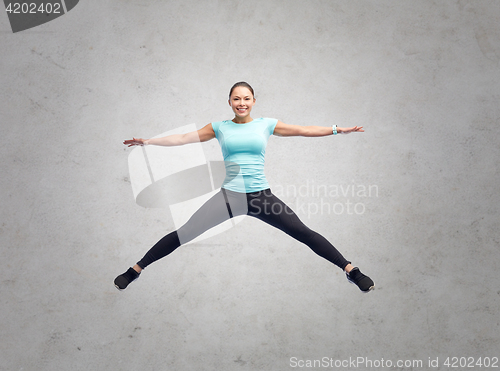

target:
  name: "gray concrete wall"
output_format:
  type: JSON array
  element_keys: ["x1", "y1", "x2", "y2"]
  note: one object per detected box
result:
[{"x1": 1, "y1": 1, "x2": 499, "y2": 370}]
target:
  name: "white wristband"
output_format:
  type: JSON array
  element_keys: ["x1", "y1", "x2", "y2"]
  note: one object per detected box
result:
[{"x1": 332, "y1": 124, "x2": 337, "y2": 135}]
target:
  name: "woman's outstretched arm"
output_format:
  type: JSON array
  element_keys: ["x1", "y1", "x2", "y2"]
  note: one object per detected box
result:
[
  {"x1": 273, "y1": 120, "x2": 364, "y2": 137},
  {"x1": 123, "y1": 123, "x2": 216, "y2": 147}
]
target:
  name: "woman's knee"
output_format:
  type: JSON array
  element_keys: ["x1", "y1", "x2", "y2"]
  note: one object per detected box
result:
[{"x1": 285, "y1": 221, "x2": 316, "y2": 242}]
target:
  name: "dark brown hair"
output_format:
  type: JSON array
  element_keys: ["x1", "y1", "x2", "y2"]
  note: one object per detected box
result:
[{"x1": 229, "y1": 81, "x2": 255, "y2": 99}]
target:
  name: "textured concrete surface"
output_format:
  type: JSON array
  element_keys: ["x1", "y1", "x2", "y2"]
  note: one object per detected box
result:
[{"x1": 1, "y1": 1, "x2": 499, "y2": 370}]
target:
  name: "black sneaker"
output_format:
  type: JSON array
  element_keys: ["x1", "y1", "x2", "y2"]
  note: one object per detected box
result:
[
  {"x1": 114, "y1": 267, "x2": 140, "y2": 290},
  {"x1": 346, "y1": 267, "x2": 374, "y2": 292}
]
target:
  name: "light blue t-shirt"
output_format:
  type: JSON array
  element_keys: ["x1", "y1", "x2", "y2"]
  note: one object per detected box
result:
[{"x1": 211, "y1": 117, "x2": 278, "y2": 193}]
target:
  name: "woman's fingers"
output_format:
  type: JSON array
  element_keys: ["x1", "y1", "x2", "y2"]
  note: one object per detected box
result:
[
  {"x1": 339, "y1": 126, "x2": 364, "y2": 134},
  {"x1": 348, "y1": 126, "x2": 364, "y2": 133},
  {"x1": 124, "y1": 138, "x2": 144, "y2": 146}
]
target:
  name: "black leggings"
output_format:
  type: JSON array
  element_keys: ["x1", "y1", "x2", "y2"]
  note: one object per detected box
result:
[{"x1": 137, "y1": 188, "x2": 351, "y2": 270}]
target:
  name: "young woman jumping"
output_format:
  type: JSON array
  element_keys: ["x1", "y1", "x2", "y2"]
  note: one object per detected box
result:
[{"x1": 114, "y1": 82, "x2": 374, "y2": 293}]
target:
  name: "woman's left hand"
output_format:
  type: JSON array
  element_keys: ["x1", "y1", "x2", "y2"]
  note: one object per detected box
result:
[{"x1": 338, "y1": 126, "x2": 364, "y2": 134}]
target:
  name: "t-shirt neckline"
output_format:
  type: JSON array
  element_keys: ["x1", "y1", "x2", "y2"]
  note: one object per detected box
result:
[{"x1": 230, "y1": 118, "x2": 255, "y2": 125}]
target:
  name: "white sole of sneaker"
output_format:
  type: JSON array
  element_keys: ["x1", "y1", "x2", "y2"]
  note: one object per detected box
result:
[{"x1": 364, "y1": 285, "x2": 375, "y2": 293}]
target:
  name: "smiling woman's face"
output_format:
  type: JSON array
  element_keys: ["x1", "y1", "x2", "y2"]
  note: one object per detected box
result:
[{"x1": 228, "y1": 86, "x2": 256, "y2": 121}]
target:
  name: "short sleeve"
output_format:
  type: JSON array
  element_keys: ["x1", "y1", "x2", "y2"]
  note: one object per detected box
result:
[
  {"x1": 267, "y1": 118, "x2": 278, "y2": 136},
  {"x1": 211, "y1": 121, "x2": 222, "y2": 140}
]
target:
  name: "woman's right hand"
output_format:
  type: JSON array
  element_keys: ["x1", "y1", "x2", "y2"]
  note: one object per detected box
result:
[{"x1": 123, "y1": 137, "x2": 147, "y2": 147}]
